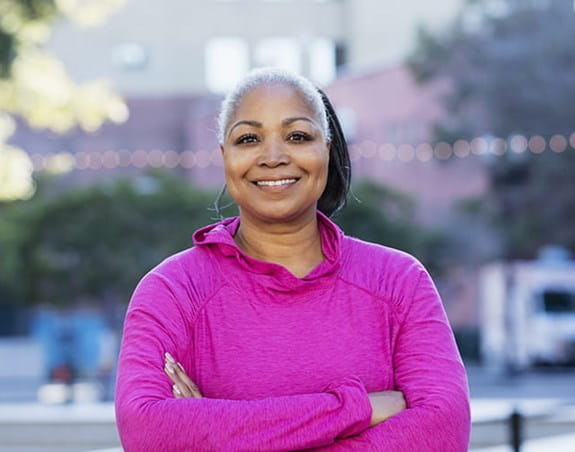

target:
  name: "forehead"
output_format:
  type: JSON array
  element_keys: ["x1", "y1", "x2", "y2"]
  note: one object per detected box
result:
[{"x1": 233, "y1": 83, "x2": 316, "y2": 119}]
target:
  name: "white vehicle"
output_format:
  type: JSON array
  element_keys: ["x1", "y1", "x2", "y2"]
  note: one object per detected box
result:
[{"x1": 480, "y1": 247, "x2": 575, "y2": 373}]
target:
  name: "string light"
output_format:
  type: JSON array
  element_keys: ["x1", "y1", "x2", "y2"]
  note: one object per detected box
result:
[
  {"x1": 102, "y1": 150, "x2": 120, "y2": 169},
  {"x1": 180, "y1": 150, "x2": 196, "y2": 169},
  {"x1": 88, "y1": 151, "x2": 102, "y2": 170},
  {"x1": 195, "y1": 150, "x2": 212, "y2": 169},
  {"x1": 550, "y1": 134, "x2": 567, "y2": 153},
  {"x1": 361, "y1": 140, "x2": 377, "y2": 159},
  {"x1": 435, "y1": 142, "x2": 452, "y2": 160},
  {"x1": 490, "y1": 138, "x2": 507, "y2": 156},
  {"x1": 117, "y1": 150, "x2": 131, "y2": 167},
  {"x1": 509, "y1": 135, "x2": 528, "y2": 153},
  {"x1": 348, "y1": 144, "x2": 361, "y2": 162},
  {"x1": 379, "y1": 143, "x2": 396, "y2": 161},
  {"x1": 415, "y1": 143, "x2": 433, "y2": 162},
  {"x1": 210, "y1": 151, "x2": 224, "y2": 167},
  {"x1": 397, "y1": 144, "x2": 415, "y2": 162},
  {"x1": 528, "y1": 135, "x2": 546, "y2": 154},
  {"x1": 163, "y1": 150, "x2": 180, "y2": 168},
  {"x1": 131, "y1": 150, "x2": 148, "y2": 168},
  {"x1": 26, "y1": 131, "x2": 575, "y2": 173},
  {"x1": 471, "y1": 137, "x2": 488, "y2": 155},
  {"x1": 453, "y1": 140, "x2": 470, "y2": 158}
]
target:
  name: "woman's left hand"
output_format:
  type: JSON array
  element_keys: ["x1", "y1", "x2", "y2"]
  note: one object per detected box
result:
[{"x1": 164, "y1": 352, "x2": 203, "y2": 399}]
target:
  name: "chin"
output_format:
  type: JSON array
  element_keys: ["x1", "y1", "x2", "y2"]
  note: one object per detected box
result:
[{"x1": 242, "y1": 204, "x2": 316, "y2": 224}]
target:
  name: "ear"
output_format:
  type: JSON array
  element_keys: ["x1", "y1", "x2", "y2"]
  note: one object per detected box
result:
[{"x1": 219, "y1": 144, "x2": 225, "y2": 156}]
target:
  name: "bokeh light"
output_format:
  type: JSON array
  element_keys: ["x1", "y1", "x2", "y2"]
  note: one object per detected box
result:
[
  {"x1": 471, "y1": 137, "x2": 488, "y2": 155},
  {"x1": 196, "y1": 150, "x2": 212, "y2": 169},
  {"x1": 415, "y1": 143, "x2": 433, "y2": 162},
  {"x1": 180, "y1": 150, "x2": 196, "y2": 169},
  {"x1": 361, "y1": 140, "x2": 377, "y2": 159},
  {"x1": 434, "y1": 141, "x2": 452, "y2": 160},
  {"x1": 528, "y1": 135, "x2": 546, "y2": 154},
  {"x1": 453, "y1": 140, "x2": 470, "y2": 158},
  {"x1": 163, "y1": 150, "x2": 180, "y2": 168},
  {"x1": 509, "y1": 134, "x2": 528, "y2": 153},
  {"x1": 102, "y1": 150, "x2": 120, "y2": 169},
  {"x1": 148, "y1": 150, "x2": 164, "y2": 168},
  {"x1": 549, "y1": 134, "x2": 567, "y2": 153},
  {"x1": 0, "y1": 145, "x2": 36, "y2": 200},
  {"x1": 397, "y1": 144, "x2": 415, "y2": 162},
  {"x1": 379, "y1": 143, "x2": 396, "y2": 161},
  {"x1": 131, "y1": 150, "x2": 148, "y2": 168},
  {"x1": 490, "y1": 138, "x2": 507, "y2": 156}
]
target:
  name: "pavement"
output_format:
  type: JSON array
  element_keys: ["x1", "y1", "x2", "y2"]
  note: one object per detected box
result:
[{"x1": 0, "y1": 364, "x2": 574, "y2": 451}]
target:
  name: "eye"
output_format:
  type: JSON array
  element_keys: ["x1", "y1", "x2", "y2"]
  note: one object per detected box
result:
[
  {"x1": 235, "y1": 134, "x2": 259, "y2": 145},
  {"x1": 288, "y1": 132, "x2": 312, "y2": 142}
]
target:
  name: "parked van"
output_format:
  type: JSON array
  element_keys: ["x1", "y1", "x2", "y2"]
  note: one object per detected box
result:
[{"x1": 480, "y1": 247, "x2": 575, "y2": 373}]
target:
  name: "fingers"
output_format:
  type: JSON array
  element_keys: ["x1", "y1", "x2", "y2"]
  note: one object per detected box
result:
[
  {"x1": 173, "y1": 384, "x2": 183, "y2": 398},
  {"x1": 163, "y1": 353, "x2": 203, "y2": 398},
  {"x1": 164, "y1": 359, "x2": 194, "y2": 397}
]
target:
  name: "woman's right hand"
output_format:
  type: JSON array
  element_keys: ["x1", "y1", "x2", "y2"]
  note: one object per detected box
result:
[{"x1": 367, "y1": 391, "x2": 406, "y2": 426}]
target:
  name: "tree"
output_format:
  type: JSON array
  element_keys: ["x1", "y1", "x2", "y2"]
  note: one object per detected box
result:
[
  {"x1": 0, "y1": 171, "x2": 217, "y2": 324},
  {"x1": 0, "y1": 175, "x2": 443, "y2": 317},
  {"x1": 408, "y1": 0, "x2": 575, "y2": 259},
  {"x1": 334, "y1": 181, "x2": 445, "y2": 274},
  {"x1": 0, "y1": 0, "x2": 127, "y2": 201}
]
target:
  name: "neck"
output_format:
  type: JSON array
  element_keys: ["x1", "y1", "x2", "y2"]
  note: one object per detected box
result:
[{"x1": 234, "y1": 210, "x2": 325, "y2": 278}]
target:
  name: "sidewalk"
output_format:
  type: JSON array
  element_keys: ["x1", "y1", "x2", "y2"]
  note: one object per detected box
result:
[
  {"x1": 470, "y1": 433, "x2": 575, "y2": 451},
  {"x1": 1, "y1": 398, "x2": 574, "y2": 451}
]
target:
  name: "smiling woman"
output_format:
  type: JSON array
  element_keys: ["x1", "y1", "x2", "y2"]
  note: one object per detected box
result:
[
  {"x1": 114, "y1": 67, "x2": 471, "y2": 451},
  {"x1": 222, "y1": 83, "x2": 331, "y2": 252}
]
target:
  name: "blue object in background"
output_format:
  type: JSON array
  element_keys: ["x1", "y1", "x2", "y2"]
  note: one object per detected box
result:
[{"x1": 30, "y1": 308, "x2": 112, "y2": 382}]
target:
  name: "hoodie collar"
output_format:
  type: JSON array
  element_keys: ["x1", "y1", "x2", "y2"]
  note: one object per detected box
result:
[{"x1": 192, "y1": 211, "x2": 342, "y2": 290}]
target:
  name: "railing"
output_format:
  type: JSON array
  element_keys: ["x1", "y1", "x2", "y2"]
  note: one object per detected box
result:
[{"x1": 471, "y1": 399, "x2": 575, "y2": 451}]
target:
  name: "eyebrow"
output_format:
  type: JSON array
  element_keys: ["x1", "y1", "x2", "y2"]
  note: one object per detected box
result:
[{"x1": 227, "y1": 116, "x2": 316, "y2": 138}]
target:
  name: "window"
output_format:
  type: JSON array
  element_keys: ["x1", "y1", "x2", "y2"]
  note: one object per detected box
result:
[
  {"x1": 112, "y1": 43, "x2": 149, "y2": 71},
  {"x1": 543, "y1": 290, "x2": 575, "y2": 313},
  {"x1": 205, "y1": 38, "x2": 249, "y2": 93},
  {"x1": 309, "y1": 38, "x2": 336, "y2": 85},
  {"x1": 254, "y1": 38, "x2": 301, "y2": 74}
]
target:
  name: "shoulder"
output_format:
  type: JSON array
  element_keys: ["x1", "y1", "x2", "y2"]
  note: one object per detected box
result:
[
  {"x1": 130, "y1": 245, "x2": 224, "y2": 317},
  {"x1": 339, "y1": 234, "x2": 429, "y2": 307}
]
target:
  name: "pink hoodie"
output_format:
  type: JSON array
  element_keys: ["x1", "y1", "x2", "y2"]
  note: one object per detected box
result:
[{"x1": 115, "y1": 212, "x2": 470, "y2": 451}]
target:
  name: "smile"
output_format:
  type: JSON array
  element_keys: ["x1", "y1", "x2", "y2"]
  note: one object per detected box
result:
[{"x1": 255, "y1": 178, "x2": 298, "y2": 187}]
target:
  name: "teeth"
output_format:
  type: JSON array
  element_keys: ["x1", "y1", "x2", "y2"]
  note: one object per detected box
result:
[{"x1": 256, "y1": 179, "x2": 297, "y2": 187}]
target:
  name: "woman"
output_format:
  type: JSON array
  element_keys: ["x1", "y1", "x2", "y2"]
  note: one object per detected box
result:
[{"x1": 115, "y1": 68, "x2": 471, "y2": 451}]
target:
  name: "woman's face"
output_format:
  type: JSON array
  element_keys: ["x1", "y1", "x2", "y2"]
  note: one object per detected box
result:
[{"x1": 221, "y1": 84, "x2": 330, "y2": 224}]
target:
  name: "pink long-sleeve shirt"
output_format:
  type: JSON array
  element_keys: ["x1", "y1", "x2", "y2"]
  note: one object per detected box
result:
[{"x1": 115, "y1": 212, "x2": 470, "y2": 451}]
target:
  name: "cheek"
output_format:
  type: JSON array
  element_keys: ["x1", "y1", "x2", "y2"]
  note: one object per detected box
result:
[
  {"x1": 313, "y1": 148, "x2": 330, "y2": 186},
  {"x1": 223, "y1": 151, "x2": 250, "y2": 181}
]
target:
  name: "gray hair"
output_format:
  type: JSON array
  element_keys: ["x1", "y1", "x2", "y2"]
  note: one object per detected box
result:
[{"x1": 216, "y1": 67, "x2": 331, "y2": 144}]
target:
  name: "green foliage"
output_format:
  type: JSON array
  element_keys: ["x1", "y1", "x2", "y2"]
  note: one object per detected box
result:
[
  {"x1": 0, "y1": 170, "x2": 216, "y2": 308},
  {"x1": 335, "y1": 181, "x2": 445, "y2": 273},
  {"x1": 0, "y1": 175, "x2": 441, "y2": 308},
  {"x1": 0, "y1": 0, "x2": 59, "y2": 77},
  {"x1": 408, "y1": 0, "x2": 575, "y2": 259}
]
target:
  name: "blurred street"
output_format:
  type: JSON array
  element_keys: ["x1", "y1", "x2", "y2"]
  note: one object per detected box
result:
[{"x1": 0, "y1": 364, "x2": 574, "y2": 451}]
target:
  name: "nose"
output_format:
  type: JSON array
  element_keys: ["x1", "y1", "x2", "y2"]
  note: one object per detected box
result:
[{"x1": 258, "y1": 135, "x2": 289, "y2": 168}]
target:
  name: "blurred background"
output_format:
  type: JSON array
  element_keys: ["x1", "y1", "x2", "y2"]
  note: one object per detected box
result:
[{"x1": 1, "y1": 0, "x2": 574, "y2": 450}]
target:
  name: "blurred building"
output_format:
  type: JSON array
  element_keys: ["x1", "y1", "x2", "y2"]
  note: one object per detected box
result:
[
  {"x1": 47, "y1": 0, "x2": 464, "y2": 95},
  {"x1": 9, "y1": 0, "x2": 487, "y2": 335}
]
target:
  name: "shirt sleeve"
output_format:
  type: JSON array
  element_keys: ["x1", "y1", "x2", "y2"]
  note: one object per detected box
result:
[
  {"x1": 114, "y1": 271, "x2": 373, "y2": 452},
  {"x1": 310, "y1": 264, "x2": 471, "y2": 452}
]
